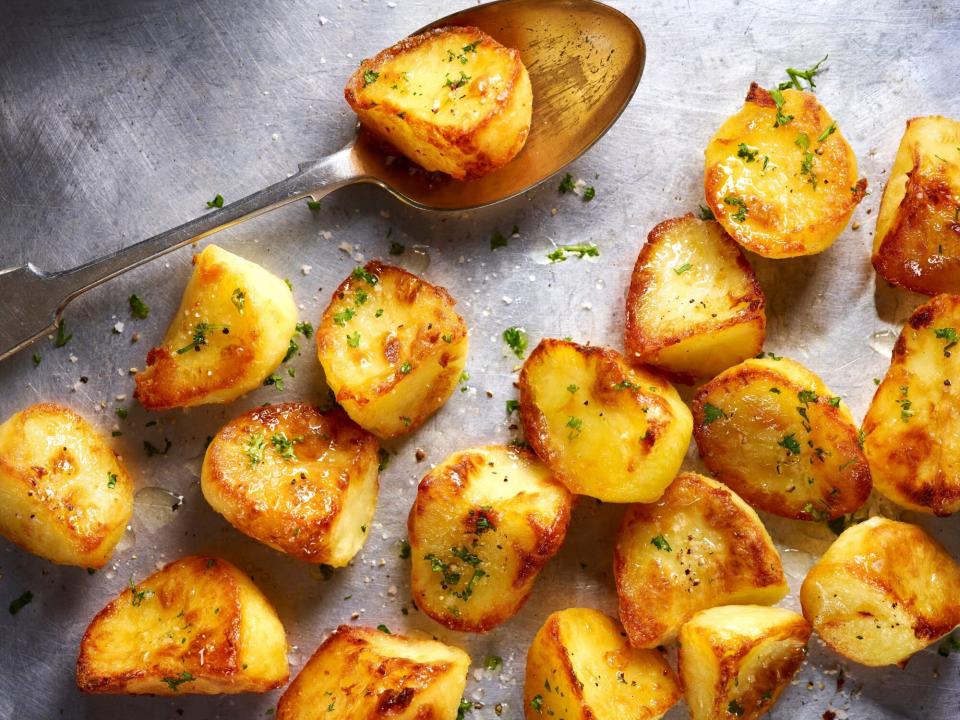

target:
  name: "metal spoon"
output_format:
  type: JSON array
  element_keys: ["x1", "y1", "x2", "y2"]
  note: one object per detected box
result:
[{"x1": 0, "y1": 0, "x2": 644, "y2": 362}]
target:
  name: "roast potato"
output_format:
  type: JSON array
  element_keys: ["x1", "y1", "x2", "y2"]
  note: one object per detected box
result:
[
  {"x1": 77, "y1": 555, "x2": 288, "y2": 694},
  {"x1": 625, "y1": 214, "x2": 766, "y2": 383},
  {"x1": 0, "y1": 403, "x2": 133, "y2": 568},
  {"x1": 316, "y1": 262, "x2": 468, "y2": 438},
  {"x1": 524, "y1": 608, "x2": 680, "y2": 720},
  {"x1": 136, "y1": 244, "x2": 297, "y2": 409},
  {"x1": 519, "y1": 339, "x2": 692, "y2": 503},
  {"x1": 276, "y1": 625, "x2": 470, "y2": 720},
  {"x1": 345, "y1": 26, "x2": 532, "y2": 180},
  {"x1": 614, "y1": 473, "x2": 787, "y2": 648},
  {"x1": 678, "y1": 605, "x2": 811, "y2": 720},
  {"x1": 201, "y1": 402, "x2": 379, "y2": 565},
  {"x1": 692, "y1": 357, "x2": 871, "y2": 521},
  {"x1": 873, "y1": 116, "x2": 960, "y2": 295},
  {"x1": 704, "y1": 83, "x2": 866, "y2": 258},
  {"x1": 800, "y1": 516, "x2": 960, "y2": 667},
  {"x1": 408, "y1": 444, "x2": 573, "y2": 632}
]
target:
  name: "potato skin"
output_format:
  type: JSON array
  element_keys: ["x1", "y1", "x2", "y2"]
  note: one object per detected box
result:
[
  {"x1": 407, "y1": 445, "x2": 573, "y2": 633},
  {"x1": 614, "y1": 473, "x2": 787, "y2": 649},
  {"x1": 345, "y1": 26, "x2": 532, "y2": 180},
  {"x1": 800, "y1": 517, "x2": 960, "y2": 667},
  {"x1": 77, "y1": 556, "x2": 288, "y2": 694},
  {"x1": 0, "y1": 403, "x2": 133, "y2": 568},
  {"x1": 625, "y1": 214, "x2": 765, "y2": 383},
  {"x1": 277, "y1": 625, "x2": 470, "y2": 720},
  {"x1": 136, "y1": 244, "x2": 297, "y2": 409},
  {"x1": 201, "y1": 403, "x2": 379, "y2": 565},
  {"x1": 524, "y1": 608, "x2": 680, "y2": 720},
  {"x1": 316, "y1": 261, "x2": 468, "y2": 438}
]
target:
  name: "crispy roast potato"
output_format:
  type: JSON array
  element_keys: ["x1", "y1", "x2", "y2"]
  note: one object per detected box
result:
[
  {"x1": 519, "y1": 339, "x2": 692, "y2": 503},
  {"x1": 136, "y1": 244, "x2": 297, "y2": 409},
  {"x1": 614, "y1": 473, "x2": 787, "y2": 648},
  {"x1": 704, "y1": 83, "x2": 866, "y2": 258},
  {"x1": 678, "y1": 605, "x2": 811, "y2": 720},
  {"x1": 0, "y1": 403, "x2": 133, "y2": 568},
  {"x1": 800, "y1": 517, "x2": 960, "y2": 667},
  {"x1": 408, "y1": 444, "x2": 573, "y2": 632},
  {"x1": 524, "y1": 608, "x2": 680, "y2": 720},
  {"x1": 317, "y1": 262, "x2": 468, "y2": 438},
  {"x1": 873, "y1": 116, "x2": 960, "y2": 295},
  {"x1": 345, "y1": 26, "x2": 532, "y2": 180},
  {"x1": 77, "y1": 556, "x2": 288, "y2": 694},
  {"x1": 693, "y1": 357, "x2": 871, "y2": 521},
  {"x1": 201, "y1": 403, "x2": 379, "y2": 565},
  {"x1": 625, "y1": 214, "x2": 765, "y2": 383},
  {"x1": 277, "y1": 625, "x2": 470, "y2": 720}
]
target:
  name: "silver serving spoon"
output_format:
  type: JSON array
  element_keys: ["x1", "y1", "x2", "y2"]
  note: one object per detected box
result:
[{"x1": 0, "y1": 0, "x2": 644, "y2": 363}]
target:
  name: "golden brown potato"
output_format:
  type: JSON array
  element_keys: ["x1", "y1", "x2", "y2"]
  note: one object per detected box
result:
[
  {"x1": 625, "y1": 214, "x2": 765, "y2": 383},
  {"x1": 524, "y1": 608, "x2": 680, "y2": 720},
  {"x1": 800, "y1": 517, "x2": 960, "y2": 667},
  {"x1": 0, "y1": 403, "x2": 133, "y2": 568},
  {"x1": 316, "y1": 262, "x2": 468, "y2": 438},
  {"x1": 77, "y1": 556, "x2": 288, "y2": 694},
  {"x1": 276, "y1": 625, "x2": 470, "y2": 720},
  {"x1": 873, "y1": 116, "x2": 960, "y2": 295},
  {"x1": 678, "y1": 605, "x2": 811, "y2": 720},
  {"x1": 408, "y1": 445, "x2": 573, "y2": 632},
  {"x1": 345, "y1": 26, "x2": 532, "y2": 180},
  {"x1": 704, "y1": 83, "x2": 866, "y2": 258},
  {"x1": 614, "y1": 473, "x2": 787, "y2": 649},
  {"x1": 136, "y1": 244, "x2": 297, "y2": 409},
  {"x1": 519, "y1": 339, "x2": 692, "y2": 503},
  {"x1": 693, "y1": 357, "x2": 871, "y2": 521},
  {"x1": 201, "y1": 403, "x2": 379, "y2": 565}
]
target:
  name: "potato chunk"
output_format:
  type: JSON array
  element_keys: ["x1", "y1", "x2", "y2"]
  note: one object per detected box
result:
[
  {"x1": 614, "y1": 473, "x2": 787, "y2": 648},
  {"x1": 135, "y1": 244, "x2": 297, "y2": 409},
  {"x1": 77, "y1": 556, "x2": 288, "y2": 694},
  {"x1": 408, "y1": 445, "x2": 573, "y2": 632},
  {"x1": 524, "y1": 608, "x2": 680, "y2": 720},
  {"x1": 277, "y1": 625, "x2": 470, "y2": 720},
  {"x1": 625, "y1": 214, "x2": 765, "y2": 383},
  {"x1": 800, "y1": 517, "x2": 960, "y2": 667},
  {"x1": 693, "y1": 357, "x2": 871, "y2": 520},
  {"x1": 201, "y1": 403, "x2": 379, "y2": 565},
  {"x1": 345, "y1": 27, "x2": 532, "y2": 180},
  {"x1": 678, "y1": 605, "x2": 811, "y2": 720},
  {"x1": 704, "y1": 83, "x2": 866, "y2": 258},
  {"x1": 0, "y1": 403, "x2": 133, "y2": 568},
  {"x1": 873, "y1": 116, "x2": 960, "y2": 295},
  {"x1": 316, "y1": 262, "x2": 468, "y2": 438},
  {"x1": 519, "y1": 339, "x2": 692, "y2": 503}
]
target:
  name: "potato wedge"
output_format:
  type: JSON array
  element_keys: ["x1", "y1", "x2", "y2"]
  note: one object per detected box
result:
[
  {"x1": 0, "y1": 403, "x2": 133, "y2": 568},
  {"x1": 345, "y1": 26, "x2": 532, "y2": 180},
  {"x1": 316, "y1": 262, "x2": 468, "y2": 438},
  {"x1": 201, "y1": 403, "x2": 379, "y2": 565},
  {"x1": 704, "y1": 83, "x2": 866, "y2": 258},
  {"x1": 625, "y1": 214, "x2": 765, "y2": 383},
  {"x1": 135, "y1": 244, "x2": 297, "y2": 409},
  {"x1": 77, "y1": 555, "x2": 288, "y2": 694},
  {"x1": 408, "y1": 444, "x2": 573, "y2": 632},
  {"x1": 693, "y1": 357, "x2": 871, "y2": 520},
  {"x1": 800, "y1": 517, "x2": 960, "y2": 667},
  {"x1": 614, "y1": 473, "x2": 787, "y2": 648},
  {"x1": 678, "y1": 605, "x2": 811, "y2": 720},
  {"x1": 873, "y1": 116, "x2": 960, "y2": 295},
  {"x1": 519, "y1": 339, "x2": 692, "y2": 503},
  {"x1": 524, "y1": 608, "x2": 680, "y2": 720},
  {"x1": 276, "y1": 625, "x2": 470, "y2": 720}
]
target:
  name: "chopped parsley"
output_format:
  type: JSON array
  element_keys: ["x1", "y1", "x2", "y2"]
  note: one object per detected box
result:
[
  {"x1": 817, "y1": 122, "x2": 837, "y2": 142},
  {"x1": 107, "y1": 472, "x2": 118, "y2": 489},
  {"x1": 798, "y1": 389, "x2": 818, "y2": 405},
  {"x1": 332, "y1": 307, "x2": 355, "y2": 326},
  {"x1": 296, "y1": 321, "x2": 314, "y2": 338},
  {"x1": 457, "y1": 699, "x2": 474, "y2": 720},
  {"x1": 283, "y1": 337, "x2": 299, "y2": 362},
  {"x1": 362, "y1": 69, "x2": 379, "y2": 87},
  {"x1": 129, "y1": 578, "x2": 151, "y2": 607},
  {"x1": 398, "y1": 539, "x2": 411, "y2": 559},
  {"x1": 724, "y1": 195, "x2": 749, "y2": 222},
  {"x1": 161, "y1": 671, "x2": 195, "y2": 692},
  {"x1": 306, "y1": 198, "x2": 322, "y2": 211},
  {"x1": 444, "y1": 71, "x2": 471, "y2": 90},
  {"x1": 934, "y1": 327, "x2": 958, "y2": 356},
  {"x1": 346, "y1": 331, "x2": 361, "y2": 348},
  {"x1": 547, "y1": 243, "x2": 600, "y2": 262},
  {"x1": 8, "y1": 590, "x2": 33, "y2": 615},
  {"x1": 558, "y1": 173, "x2": 575, "y2": 194},
  {"x1": 503, "y1": 327, "x2": 528, "y2": 359},
  {"x1": 115, "y1": 407, "x2": 128, "y2": 419},
  {"x1": 567, "y1": 384, "x2": 579, "y2": 393},
  {"x1": 206, "y1": 194, "x2": 224, "y2": 208},
  {"x1": 271, "y1": 432, "x2": 301, "y2": 461},
  {"x1": 702, "y1": 403, "x2": 726, "y2": 425},
  {"x1": 506, "y1": 399, "x2": 521, "y2": 415},
  {"x1": 32, "y1": 352, "x2": 41, "y2": 366},
  {"x1": 246, "y1": 432, "x2": 266, "y2": 465},
  {"x1": 352, "y1": 266, "x2": 379, "y2": 285},
  {"x1": 54, "y1": 320, "x2": 72, "y2": 348},
  {"x1": 778, "y1": 433, "x2": 801, "y2": 455},
  {"x1": 490, "y1": 229, "x2": 508, "y2": 250},
  {"x1": 897, "y1": 385, "x2": 913, "y2": 422},
  {"x1": 698, "y1": 204, "x2": 716, "y2": 221},
  {"x1": 377, "y1": 624, "x2": 391, "y2": 634},
  {"x1": 264, "y1": 373, "x2": 284, "y2": 391},
  {"x1": 770, "y1": 88, "x2": 793, "y2": 127},
  {"x1": 777, "y1": 55, "x2": 828, "y2": 91},
  {"x1": 674, "y1": 262, "x2": 693, "y2": 275},
  {"x1": 531, "y1": 694, "x2": 544, "y2": 712},
  {"x1": 129, "y1": 294, "x2": 150, "y2": 319},
  {"x1": 737, "y1": 143, "x2": 759, "y2": 162},
  {"x1": 566, "y1": 416, "x2": 583, "y2": 439},
  {"x1": 483, "y1": 655, "x2": 503, "y2": 671},
  {"x1": 176, "y1": 322, "x2": 229, "y2": 354},
  {"x1": 378, "y1": 448, "x2": 391, "y2": 472},
  {"x1": 582, "y1": 186, "x2": 596, "y2": 201},
  {"x1": 651, "y1": 534, "x2": 672, "y2": 552},
  {"x1": 399, "y1": 362, "x2": 412, "y2": 374},
  {"x1": 231, "y1": 288, "x2": 246, "y2": 314}
]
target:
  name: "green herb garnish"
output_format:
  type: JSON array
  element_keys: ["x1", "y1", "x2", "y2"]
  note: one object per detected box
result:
[
  {"x1": 503, "y1": 327, "x2": 528, "y2": 359},
  {"x1": 129, "y1": 294, "x2": 150, "y2": 319},
  {"x1": 651, "y1": 534, "x2": 672, "y2": 552}
]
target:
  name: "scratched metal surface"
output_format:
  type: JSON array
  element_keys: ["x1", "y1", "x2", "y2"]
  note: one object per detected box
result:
[{"x1": 0, "y1": 0, "x2": 958, "y2": 718}]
